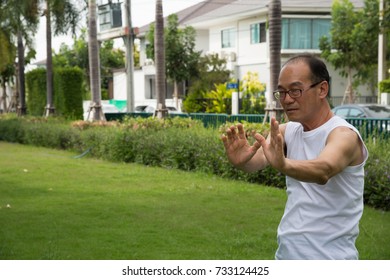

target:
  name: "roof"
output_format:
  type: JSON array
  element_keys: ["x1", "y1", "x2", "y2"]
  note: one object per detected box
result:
[
  {"x1": 137, "y1": 0, "x2": 365, "y2": 36},
  {"x1": 137, "y1": 0, "x2": 237, "y2": 35}
]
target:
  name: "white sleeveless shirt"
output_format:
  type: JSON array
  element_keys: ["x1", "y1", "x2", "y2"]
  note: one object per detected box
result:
[{"x1": 275, "y1": 116, "x2": 368, "y2": 260}]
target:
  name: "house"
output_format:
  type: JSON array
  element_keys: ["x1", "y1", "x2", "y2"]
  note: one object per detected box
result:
[{"x1": 113, "y1": 0, "x2": 372, "y2": 111}]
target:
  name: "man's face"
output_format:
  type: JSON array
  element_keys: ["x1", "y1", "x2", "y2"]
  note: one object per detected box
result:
[{"x1": 276, "y1": 61, "x2": 322, "y2": 123}]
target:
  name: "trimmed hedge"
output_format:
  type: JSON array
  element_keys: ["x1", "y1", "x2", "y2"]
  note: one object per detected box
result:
[
  {"x1": 0, "y1": 115, "x2": 388, "y2": 210},
  {"x1": 54, "y1": 67, "x2": 84, "y2": 120},
  {"x1": 26, "y1": 68, "x2": 46, "y2": 116},
  {"x1": 26, "y1": 67, "x2": 84, "y2": 119}
]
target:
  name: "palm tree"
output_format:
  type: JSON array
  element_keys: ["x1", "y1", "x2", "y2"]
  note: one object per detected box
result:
[
  {"x1": 43, "y1": 0, "x2": 79, "y2": 117},
  {"x1": 268, "y1": 0, "x2": 282, "y2": 121},
  {"x1": 87, "y1": 0, "x2": 104, "y2": 121},
  {"x1": 154, "y1": 0, "x2": 167, "y2": 118},
  {"x1": 2, "y1": 1, "x2": 39, "y2": 115},
  {"x1": 0, "y1": 8, "x2": 17, "y2": 112}
]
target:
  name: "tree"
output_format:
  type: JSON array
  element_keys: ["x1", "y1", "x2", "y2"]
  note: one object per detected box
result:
[
  {"x1": 268, "y1": 0, "x2": 282, "y2": 120},
  {"x1": 0, "y1": 29, "x2": 15, "y2": 74},
  {"x1": 99, "y1": 40, "x2": 125, "y2": 99},
  {"x1": 351, "y1": 0, "x2": 380, "y2": 94},
  {"x1": 154, "y1": 0, "x2": 167, "y2": 118},
  {"x1": 164, "y1": 14, "x2": 201, "y2": 109},
  {"x1": 87, "y1": 0, "x2": 103, "y2": 121},
  {"x1": 0, "y1": 18, "x2": 16, "y2": 112},
  {"x1": 182, "y1": 53, "x2": 231, "y2": 113},
  {"x1": 53, "y1": 29, "x2": 126, "y2": 100},
  {"x1": 320, "y1": 0, "x2": 361, "y2": 104},
  {"x1": 42, "y1": 0, "x2": 80, "y2": 117},
  {"x1": 147, "y1": 13, "x2": 201, "y2": 112},
  {"x1": 0, "y1": 0, "x2": 40, "y2": 115}
]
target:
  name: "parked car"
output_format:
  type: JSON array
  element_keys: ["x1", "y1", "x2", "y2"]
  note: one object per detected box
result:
[
  {"x1": 83, "y1": 103, "x2": 120, "y2": 120},
  {"x1": 138, "y1": 105, "x2": 177, "y2": 113},
  {"x1": 134, "y1": 105, "x2": 148, "y2": 112},
  {"x1": 332, "y1": 104, "x2": 390, "y2": 118},
  {"x1": 332, "y1": 104, "x2": 390, "y2": 132}
]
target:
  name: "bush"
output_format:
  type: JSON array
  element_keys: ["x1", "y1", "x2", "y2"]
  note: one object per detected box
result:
[
  {"x1": 379, "y1": 79, "x2": 390, "y2": 93},
  {"x1": 26, "y1": 69, "x2": 46, "y2": 116},
  {"x1": 364, "y1": 136, "x2": 390, "y2": 211},
  {"x1": 54, "y1": 67, "x2": 84, "y2": 120},
  {"x1": 0, "y1": 114, "x2": 388, "y2": 210},
  {"x1": 26, "y1": 67, "x2": 84, "y2": 119}
]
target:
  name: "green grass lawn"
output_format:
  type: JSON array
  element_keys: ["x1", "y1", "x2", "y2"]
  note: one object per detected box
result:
[{"x1": 0, "y1": 142, "x2": 389, "y2": 260}]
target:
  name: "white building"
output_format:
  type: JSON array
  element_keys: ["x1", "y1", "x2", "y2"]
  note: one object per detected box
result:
[{"x1": 111, "y1": 0, "x2": 372, "y2": 111}]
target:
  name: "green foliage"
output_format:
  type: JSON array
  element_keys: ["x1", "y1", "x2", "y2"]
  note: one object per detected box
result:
[
  {"x1": 364, "y1": 136, "x2": 390, "y2": 211},
  {"x1": 26, "y1": 67, "x2": 84, "y2": 119},
  {"x1": 26, "y1": 68, "x2": 47, "y2": 116},
  {"x1": 205, "y1": 83, "x2": 233, "y2": 113},
  {"x1": 379, "y1": 79, "x2": 390, "y2": 93},
  {"x1": 186, "y1": 71, "x2": 266, "y2": 114},
  {"x1": 53, "y1": 29, "x2": 126, "y2": 98},
  {"x1": 182, "y1": 89, "x2": 207, "y2": 113},
  {"x1": 146, "y1": 14, "x2": 201, "y2": 87},
  {"x1": 184, "y1": 53, "x2": 231, "y2": 113},
  {"x1": 0, "y1": 29, "x2": 15, "y2": 73},
  {"x1": 320, "y1": 0, "x2": 359, "y2": 72},
  {"x1": 240, "y1": 72, "x2": 267, "y2": 114},
  {"x1": 49, "y1": 0, "x2": 81, "y2": 36},
  {"x1": 165, "y1": 14, "x2": 201, "y2": 83},
  {"x1": 320, "y1": 0, "x2": 388, "y2": 93},
  {"x1": 0, "y1": 115, "x2": 389, "y2": 210},
  {"x1": 54, "y1": 67, "x2": 84, "y2": 119},
  {"x1": 99, "y1": 40, "x2": 125, "y2": 93}
]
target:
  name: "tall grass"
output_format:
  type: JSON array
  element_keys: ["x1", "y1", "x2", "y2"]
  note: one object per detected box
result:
[{"x1": 0, "y1": 142, "x2": 389, "y2": 260}]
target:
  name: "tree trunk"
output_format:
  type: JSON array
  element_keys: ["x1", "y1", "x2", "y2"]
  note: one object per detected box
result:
[
  {"x1": 155, "y1": 0, "x2": 167, "y2": 118},
  {"x1": 1, "y1": 81, "x2": 7, "y2": 113},
  {"x1": 17, "y1": 29, "x2": 26, "y2": 116},
  {"x1": 342, "y1": 67, "x2": 355, "y2": 104},
  {"x1": 45, "y1": 1, "x2": 55, "y2": 117},
  {"x1": 88, "y1": 0, "x2": 104, "y2": 121},
  {"x1": 173, "y1": 81, "x2": 179, "y2": 109},
  {"x1": 268, "y1": 0, "x2": 283, "y2": 121}
]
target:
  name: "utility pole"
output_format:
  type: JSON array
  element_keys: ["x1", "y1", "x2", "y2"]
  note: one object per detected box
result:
[{"x1": 124, "y1": 0, "x2": 135, "y2": 112}]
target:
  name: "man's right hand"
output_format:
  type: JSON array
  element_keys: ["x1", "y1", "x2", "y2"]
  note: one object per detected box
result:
[{"x1": 221, "y1": 123, "x2": 263, "y2": 170}]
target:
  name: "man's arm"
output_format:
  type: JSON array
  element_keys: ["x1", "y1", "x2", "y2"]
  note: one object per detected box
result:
[{"x1": 254, "y1": 119, "x2": 364, "y2": 185}]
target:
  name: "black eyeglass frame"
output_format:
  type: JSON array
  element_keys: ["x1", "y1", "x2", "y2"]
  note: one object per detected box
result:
[{"x1": 273, "y1": 80, "x2": 323, "y2": 100}]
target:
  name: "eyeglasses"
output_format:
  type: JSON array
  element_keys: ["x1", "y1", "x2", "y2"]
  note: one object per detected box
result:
[{"x1": 273, "y1": 81, "x2": 323, "y2": 100}]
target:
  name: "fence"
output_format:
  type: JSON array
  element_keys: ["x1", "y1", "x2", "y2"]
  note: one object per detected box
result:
[
  {"x1": 105, "y1": 112, "x2": 266, "y2": 127},
  {"x1": 105, "y1": 112, "x2": 389, "y2": 138},
  {"x1": 346, "y1": 118, "x2": 390, "y2": 138}
]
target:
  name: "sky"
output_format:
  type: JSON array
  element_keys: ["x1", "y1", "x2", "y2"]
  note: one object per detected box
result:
[{"x1": 33, "y1": 0, "x2": 204, "y2": 62}]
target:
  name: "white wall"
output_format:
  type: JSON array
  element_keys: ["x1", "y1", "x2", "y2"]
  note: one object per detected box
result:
[{"x1": 113, "y1": 68, "x2": 178, "y2": 110}]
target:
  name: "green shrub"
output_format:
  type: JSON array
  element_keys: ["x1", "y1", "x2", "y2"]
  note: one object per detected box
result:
[
  {"x1": 54, "y1": 67, "x2": 84, "y2": 120},
  {"x1": 379, "y1": 79, "x2": 390, "y2": 93},
  {"x1": 26, "y1": 68, "x2": 46, "y2": 116},
  {"x1": 364, "y1": 136, "x2": 390, "y2": 211},
  {"x1": 0, "y1": 115, "x2": 388, "y2": 210},
  {"x1": 26, "y1": 67, "x2": 84, "y2": 119}
]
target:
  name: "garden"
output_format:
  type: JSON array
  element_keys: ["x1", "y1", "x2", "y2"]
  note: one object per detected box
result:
[{"x1": 0, "y1": 114, "x2": 389, "y2": 259}]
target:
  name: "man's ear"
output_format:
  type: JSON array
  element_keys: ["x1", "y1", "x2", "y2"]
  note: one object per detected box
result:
[{"x1": 319, "y1": 81, "x2": 329, "y2": 99}]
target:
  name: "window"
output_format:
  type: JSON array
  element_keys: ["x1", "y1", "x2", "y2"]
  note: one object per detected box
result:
[
  {"x1": 145, "y1": 76, "x2": 174, "y2": 99},
  {"x1": 282, "y1": 18, "x2": 331, "y2": 49},
  {"x1": 221, "y1": 28, "x2": 236, "y2": 48},
  {"x1": 349, "y1": 108, "x2": 365, "y2": 117},
  {"x1": 250, "y1": 22, "x2": 266, "y2": 44}
]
